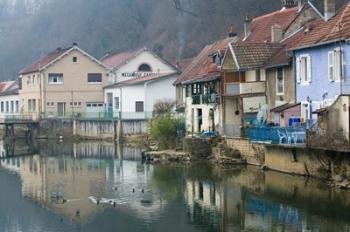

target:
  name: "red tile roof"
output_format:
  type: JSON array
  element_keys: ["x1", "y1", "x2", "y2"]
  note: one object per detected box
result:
[
  {"x1": 174, "y1": 37, "x2": 233, "y2": 85},
  {"x1": 173, "y1": 58, "x2": 195, "y2": 72},
  {"x1": 265, "y1": 20, "x2": 323, "y2": 67},
  {"x1": 294, "y1": 2, "x2": 350, "y2": 49},
  {"x1": 242, "y1": 7, "x2": 299, "y2": 43},
  {"x1": 0, "y1": 81, "x2": 18, "y2": 96},
  {"x1": 20, "y1": 48, "x2": 70, "y2": 75},
  {"x1": 101, "y1": 48, "x2": 144, "y2": 69}
]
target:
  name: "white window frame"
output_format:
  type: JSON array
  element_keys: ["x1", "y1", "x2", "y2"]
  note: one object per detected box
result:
[
  {"x1": 297, "y1": 54, "x2": 311, "y2": 85},
  {"x1": 48, "y1": 73, "x2": 64, "y2": 85},
  {"x1": 276, "y1": 68, "x2": 284, "y2": 96}
]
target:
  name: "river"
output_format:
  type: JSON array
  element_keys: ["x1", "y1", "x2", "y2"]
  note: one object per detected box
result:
[{"x1": 0, "y1": 140, "x2": 349, "y2": 232}]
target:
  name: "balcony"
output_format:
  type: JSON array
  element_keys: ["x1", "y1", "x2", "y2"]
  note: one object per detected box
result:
[
  {"x1": 192, "y1": 95, "x2": 201, "y2": 105},
  {"x1": 202, "y1": 94, "x2": 220, "y2": 104},
  {"x1": 226, "y1": 82, "x2": 266, "y2": 95}
]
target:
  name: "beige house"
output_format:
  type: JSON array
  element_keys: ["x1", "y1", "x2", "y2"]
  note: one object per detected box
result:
[{"x1": 19, "y1": 43, "x2": 108, "y2": 118}]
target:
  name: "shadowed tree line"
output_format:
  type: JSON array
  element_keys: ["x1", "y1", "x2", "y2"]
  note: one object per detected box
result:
[{"x1": 0, "y1": 0, "x2": 345, "y2": 80}]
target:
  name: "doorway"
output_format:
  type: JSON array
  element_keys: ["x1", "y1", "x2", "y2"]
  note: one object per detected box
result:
[
  {"x1": 197, "y1": 109, "x2": 203, "y2": 133},
  {"x1": 57, "y1": 102, "x2": 66, "y2": 117}
]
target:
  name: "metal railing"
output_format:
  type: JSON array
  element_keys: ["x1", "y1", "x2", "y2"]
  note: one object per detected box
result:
[
  {"x1": 192, "y1": 95, "x2": 201, "y2": 105},
  {"x1": 247, "y1": 127, "x2": 306, "y2": 144},
  {"x1": 202, "y1": 94, "x2": 219, "y2": 104}
]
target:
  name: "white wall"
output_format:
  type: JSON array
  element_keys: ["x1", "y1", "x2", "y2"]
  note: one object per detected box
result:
[
  {"x1": 110, "y1": 51, "x2": 177, "y2": 83},
  {"x1": 145, "y1": 75, "x2": 177, "y2": 112}
]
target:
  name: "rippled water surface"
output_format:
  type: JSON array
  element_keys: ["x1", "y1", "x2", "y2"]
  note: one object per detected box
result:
[{"x1": 0, "y1": 140, "x2": 350, "y2": 232}]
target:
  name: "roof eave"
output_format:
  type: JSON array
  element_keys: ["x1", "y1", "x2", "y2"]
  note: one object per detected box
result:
[{"x1": 291, "y1": 38, "x2": 347, "y2": 51}]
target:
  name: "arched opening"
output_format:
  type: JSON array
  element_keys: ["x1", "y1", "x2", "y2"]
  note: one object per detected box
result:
[{"x1": 138, "y1": 63, "x2": 152, "y2": 72}]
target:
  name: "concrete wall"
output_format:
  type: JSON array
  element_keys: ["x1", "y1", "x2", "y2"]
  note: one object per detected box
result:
[
  {"x1": 226, "y1": 138, "x2": 265, "y2": 166},
  {"x1": 38, "y1": 118, "x2": 147, "y2": 139},
  {"x1": 121, "y1": 120, "x2": 147, "y2": 135},
  {"x1": 74, "y1": 120, "x2": 116, "y2": 140},
  {"x1": 226, "y1": 137, "x2": 350, "y2": 182}
]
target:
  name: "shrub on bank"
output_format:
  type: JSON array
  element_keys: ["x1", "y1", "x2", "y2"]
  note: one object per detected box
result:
[{"x1": 150, "y1": 114, "x2": 180, "y2": 149}]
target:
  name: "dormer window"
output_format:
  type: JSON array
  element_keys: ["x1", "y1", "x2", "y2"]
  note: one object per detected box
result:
[
  {"x1": 138, "y1": 63, "x2": 152, "y2": 72},
  {"x1": 212, "y1": 53, "x2": 221, "y2": 66}
]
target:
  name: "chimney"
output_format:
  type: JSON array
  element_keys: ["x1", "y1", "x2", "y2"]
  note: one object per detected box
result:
[
  {"x1": 72, "y1": 42, "x2": 78, "y2": 47},
  {"x1": 244, "y1": 14, "x2": 252, "y2": 39},
  {"x1": 281, "y1": 0, "x2": 297, "y2": 8},
  {"x1": 271, "y1": 24, "x2": 283, "y2": 42},
  {"x1": 228, "y1": 26, "x2": 238, "y2": 39},
  {"x1": 324, "y1": 0, "x2": 335, "y2": 21}
]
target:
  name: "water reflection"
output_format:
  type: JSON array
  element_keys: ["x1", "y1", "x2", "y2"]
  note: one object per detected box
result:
[{"x1": 0, "y1": 140, "x2": 350, "y2": 231}]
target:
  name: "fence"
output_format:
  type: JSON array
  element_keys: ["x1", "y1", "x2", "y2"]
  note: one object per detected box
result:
[{"x1": 247, "y1": 127, "x2": 306, "y2": 144}]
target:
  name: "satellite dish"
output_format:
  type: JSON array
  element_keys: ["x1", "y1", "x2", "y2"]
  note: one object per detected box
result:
[{"x1": 257, "y1": 104, "x2": 269, "y2": 127}]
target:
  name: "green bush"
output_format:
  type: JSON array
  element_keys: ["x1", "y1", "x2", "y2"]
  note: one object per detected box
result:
[{"x1": 150, "y1": 115, "x2": 179, "y2": 149}]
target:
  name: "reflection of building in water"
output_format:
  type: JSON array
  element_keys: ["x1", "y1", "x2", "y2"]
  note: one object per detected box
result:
[
  {"x1": 1, "y1": 154, "x2": 107, "y2": 221},
  {"x1": 0, "y1": 140, "x2": 36, "y2": 158},
  {"x1": 184, "y1": 179, "x2": 243, "y2": 231},
  {"x1": 0, "y1": 142, "x2": 164, "y2": 223}
]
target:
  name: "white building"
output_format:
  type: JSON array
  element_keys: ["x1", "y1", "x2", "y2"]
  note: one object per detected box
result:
[
  {"x1": 102, "y1": 47, "x2": 179, "y2": 119},
  {"x1": 0, "y1": 81, "x2": 20, "y2": 118}
]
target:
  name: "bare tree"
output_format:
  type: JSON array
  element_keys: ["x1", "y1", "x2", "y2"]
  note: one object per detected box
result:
[{"x1": 153, "y1": 99, "x2": 176, "y2": 117}]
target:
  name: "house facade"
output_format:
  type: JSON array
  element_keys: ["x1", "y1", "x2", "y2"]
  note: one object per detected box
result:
[
  {"x1": 102, "y1": 47, "x2": 179, "y2": 119},
  {"x1": 292, "y1": 1, "x2": 350, "y2": 138},
  {"x1": 221, "y1": 43, "x2": 280, "y2": 136},
  {"x1": 19, "y1": 44, "x2": 109, "y2": 118},
  {"x1": 174, "y1": 37, "x2": 235, "y2": 135},
  {"x1": 0, "y1": 81, "x2": 20, "y2": 117},
  {"x1": 220, "y1": 0, "x2": 320, "y2": 136}
]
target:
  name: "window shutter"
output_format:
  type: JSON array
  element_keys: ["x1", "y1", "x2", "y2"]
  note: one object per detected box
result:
[
  {"x1": 328, "y1": 52, "x2": 334, "y2": 81},
  {"x1": 296, "y1": 57, "x2": 301, "y2": 83},
  {"x1": 307, "y1": 55, "x2": 312, "y2": 83}
]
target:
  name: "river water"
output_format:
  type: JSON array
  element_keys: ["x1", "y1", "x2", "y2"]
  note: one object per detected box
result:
[{"x1": 0, "y1": 140, "x2": 350, "y2": 232}]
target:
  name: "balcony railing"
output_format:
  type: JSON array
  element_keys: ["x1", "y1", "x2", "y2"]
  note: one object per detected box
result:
[
  {"x1": 226, "y1": 82, "x2": 266, "y2": 95},
  {"x1": 202, "y1": 94, "x2": 219, "y2": 104},
  {"x1": 192, "y1": 95, "x2": 201, "y2": 105}
]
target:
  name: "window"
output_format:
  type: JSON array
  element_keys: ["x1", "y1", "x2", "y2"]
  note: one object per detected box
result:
[
  {"x1": 0, "y1": 102, "x2": 3, "y2": 113},
  {"x1": 10, "y1": 101, "x2": 14, "y2": 113},
  {"x1": 212, "y1": 52, "x2": 221, "y2": 66},
  {"x1": 15, "y1": 101, "x2": 19, "y2": 113},
  {"x1": 48, "y1": 73, "x2": 64, "y2": 84},
  {"x1": 192, "y1": 84, "x2": 202, "y2": 95},
  {"x1": 256, "y1": 69, "x2": 261, "y2": 81},
  {"x1": 88, "y1": 73, "x2": 102, "y2": 84},
  {"x1": 5, "y1": 101, "x2": 9, "y2": 113},
  {"x1": 138, "y1": 63, "x2": 152, "y2": 72},
  {"x1": 135, "y1": 101, "x2": 144, "y2": 112},
  {"x1": 115, "y1": 97, "x2": 120, "y2": 110},
  {"x1": 72, "y1": 57, "x2": 78, "y2": 63},
  {"x1": 276, "y1": 68, "x2": 284, "y2": 95},
  {"x1": 297, "y1": 55, "x2": 311, "y2": 84}
]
